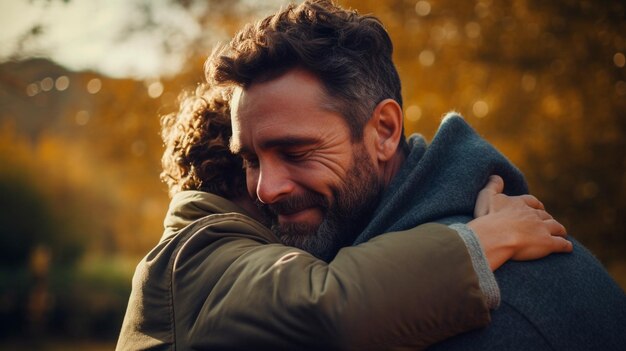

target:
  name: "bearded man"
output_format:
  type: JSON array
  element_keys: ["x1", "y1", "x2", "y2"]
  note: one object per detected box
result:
[{"x1": 207, "y1": 1, "x2": 626, "y2": 350}]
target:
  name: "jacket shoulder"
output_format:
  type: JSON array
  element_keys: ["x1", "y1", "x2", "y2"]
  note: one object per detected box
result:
[{"x1": 117, "y1": 212, "x2": 274, "y2": 350}]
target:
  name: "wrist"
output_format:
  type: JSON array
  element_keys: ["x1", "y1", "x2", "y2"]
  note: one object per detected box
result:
[
  {"x1": 467, "y1": 216, "x2": 515, "y2": 271},
  {"x1": 450, "y1": 223, "x2": 501, "y2": 309}
]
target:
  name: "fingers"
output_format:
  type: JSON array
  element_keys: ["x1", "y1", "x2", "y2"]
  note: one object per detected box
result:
[
  {"x1": 521, "y1": 194, "x2": 545, "y2": 210},
  {"x1": 535, "y1": 209, "x2": 553, "y2": 220},
  {"x1": 550, "y1": 237, "x2": 573, "y2": 253},
  {"x1": 544, "y1": 218, "x2": 567, "y2": 236},
  {"x1": 474, "y1": 175, "x2": 505, "y2": 217}
]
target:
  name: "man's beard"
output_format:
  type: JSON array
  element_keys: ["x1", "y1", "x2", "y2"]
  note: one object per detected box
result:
[{"x1": 259, "y1": 145, "x2": 382, "y2": 261}]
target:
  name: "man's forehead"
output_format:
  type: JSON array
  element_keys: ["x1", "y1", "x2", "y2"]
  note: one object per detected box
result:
[{"x1": 228, "y1": 70, "x2": 346, "y2": 154}]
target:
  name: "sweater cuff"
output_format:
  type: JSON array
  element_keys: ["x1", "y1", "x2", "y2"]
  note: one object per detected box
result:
[{"x1": 449, "y1": 223, "x2": 501, "y2": 309}]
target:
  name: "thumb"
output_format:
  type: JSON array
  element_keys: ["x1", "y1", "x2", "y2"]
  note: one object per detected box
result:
[
  {"x1": 474, "y1": 175, "x2": 505, "y2": 217},
  {"x1": 483, "y1": 175, "x2": 504, "y2": 195}
]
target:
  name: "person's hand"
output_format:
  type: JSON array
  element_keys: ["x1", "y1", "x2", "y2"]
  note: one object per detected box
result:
[{"x1": 468, "y1": 175, "x2": 573, "y2": 271}]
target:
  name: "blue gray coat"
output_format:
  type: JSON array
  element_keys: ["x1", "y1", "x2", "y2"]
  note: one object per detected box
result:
[{"x1": 355, "y1": 114, "x2": 626, "y2": 351}]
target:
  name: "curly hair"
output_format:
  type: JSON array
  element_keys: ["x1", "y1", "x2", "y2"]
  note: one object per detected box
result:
[
  {"x1": 160, "y1": 84, "x2": 245, "y2": 199},
  {"x1": 205, "y1": 0, "x2": 405, "y2": 141}
]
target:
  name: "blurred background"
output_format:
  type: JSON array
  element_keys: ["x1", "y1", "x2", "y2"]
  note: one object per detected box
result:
[{"x1": 0, "y1": 0, "x2": 624, "y2": 348}]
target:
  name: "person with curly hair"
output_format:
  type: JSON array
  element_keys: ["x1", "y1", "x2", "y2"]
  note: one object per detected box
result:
[
  {"x1": 159, "y1": 83, "x2": 245, "y2": 200},
  {"x1": 157, "y1": 83, "x2": 264, "y2": 221}
]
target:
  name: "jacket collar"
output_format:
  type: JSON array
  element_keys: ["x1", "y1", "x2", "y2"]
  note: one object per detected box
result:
[
  {"x1": 354, "y1": 113, "x2": 527, "y2": 244},
  {"x1": 161, "y1": 190, "x2": 250, "y2": 241}
]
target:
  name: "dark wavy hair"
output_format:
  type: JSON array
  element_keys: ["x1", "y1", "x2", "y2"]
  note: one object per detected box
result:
[
  {"x1": 160, "y1": 84, "x2": 245, "y2": 199},
  {"x1": 205, "y1": 0, "x2": 405, "y2": 141}
]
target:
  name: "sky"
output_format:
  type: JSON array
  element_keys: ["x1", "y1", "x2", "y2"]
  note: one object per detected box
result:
[{"x1": 0, "y1": 0, "x2": 225, "y2": 79}]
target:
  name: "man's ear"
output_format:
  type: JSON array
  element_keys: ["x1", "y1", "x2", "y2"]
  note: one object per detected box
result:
[{"x1": 368, "y1": 98, "x2": 404, "y2": 162}]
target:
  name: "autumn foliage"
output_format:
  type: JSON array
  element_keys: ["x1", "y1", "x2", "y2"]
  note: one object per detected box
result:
[{"x1": 0, "y1": 0, "x2": 624, "y2": 344}]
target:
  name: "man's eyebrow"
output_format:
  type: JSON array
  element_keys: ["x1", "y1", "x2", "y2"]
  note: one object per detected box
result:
[
  {"x1": 230, "y1": 136, "x2": 319, "y2": 155},
  {"x1": 259, "y1": 136, "x2": 319, "y2": 150}
]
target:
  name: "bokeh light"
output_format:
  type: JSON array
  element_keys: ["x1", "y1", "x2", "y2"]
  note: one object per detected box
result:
[
  {"x1": 614, "y1": 52, "x2": 625, "y2": 68},
  {"x1": 405, "y1": 105, "x2": 423, "y2": 122},
  {"x1": 75, "y1": 110, "x2": 90, "y2": 126},
  {"x1": 418, "y1": 50, "x2": 435, "y2": 66},
  {"x1": 87, "y1": 78, "x2": 102, "y2": 94},
  {"x1": 40, "y1": 77, "x2": 53, "y2": 92},
  {"x1": 472, "y1": 100, "x2": 489, "y2": 118},
  {"x1": 55, "y1": 76, "x2": 70, "y2": 91},
  {"x1": 147, "y1": 81, "x2": 164, "y2": 99},
  {"x1": 415, "y1": 1, "x2": 431, "y2": 16}
]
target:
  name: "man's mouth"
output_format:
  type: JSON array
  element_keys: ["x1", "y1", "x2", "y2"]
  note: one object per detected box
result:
[
  {"x1": 277, "y1": 206, "x2": 324, "y2": 226},
  {"x1": 260, "y1": 192, "x2": 329, "y2": 227}
]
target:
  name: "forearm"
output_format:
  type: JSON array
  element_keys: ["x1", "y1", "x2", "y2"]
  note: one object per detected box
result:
[
  {"x1": 177, "y1": 221, "x2": 490, "y2": 350},
  {"x1": 334, "y1": 223, "x2": 491, "y2": 349}
]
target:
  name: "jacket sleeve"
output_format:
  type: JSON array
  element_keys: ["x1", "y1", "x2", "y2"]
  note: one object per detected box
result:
[{"x1": 173, "y1": 214, "x2": 490, "y2": 350}]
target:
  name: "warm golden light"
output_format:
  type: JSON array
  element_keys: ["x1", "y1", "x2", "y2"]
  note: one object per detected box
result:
[
  {"x1": 55, "y1": 76, "x2": 70, "y2": 91},
  {"x1": 406, "y1": 105, "x2": 422, "y2": 122},
  {"x1": 472, "y1": 100, "x2": 489, "y2": 118},
  {"x1": 464, "y1": 22, "x2": 481, "y2": 39},
  {"x1": 147, "y1": 81, "x2": 164, "y2": 99},
  {"x1": 87, "y1": 78, "x2": 102, "y2": 94},
  {"x1": 40, "y1": 77, "x2": 54, "y2": 92},
  {"x1": 26, "y1": 83, "x2": 39, "y2": 97},
  {"x1": 419, "y1": 49, "x2": 435, "y2": 67},
  {"x1": 614, "y1": 52, "x2": 625, "y2": 68},
  {"x1": 415, "y1": 1, "x2": 431, "y2": 17},
  {"x1": 75, "y1": 110, "x2": 90, "y2": 126}
]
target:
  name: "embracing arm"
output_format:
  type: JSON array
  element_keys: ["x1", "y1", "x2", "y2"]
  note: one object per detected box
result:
[
  {"x1": 173, "y1": 176, "x2": 572, "y2": 350},
  {"x1": 174, "y1": 216, "x2": 488, "y2": 350},
  {"x1": 118, "y1": 182, "x2": 571, "y2": 350}
]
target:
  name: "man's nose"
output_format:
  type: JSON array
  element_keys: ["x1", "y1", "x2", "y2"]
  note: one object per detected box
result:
[{"x1": 253, "y1": 162, "x2": 294, "y2": 204}]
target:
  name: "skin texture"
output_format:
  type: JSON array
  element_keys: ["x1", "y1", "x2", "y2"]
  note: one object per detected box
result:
[
  {"x1": 230, "y1": 68, "x2": 387, "y2": 260},
  {"x1": 230, "y1": 67, "x2": 573, "y2": 268},
  {"x1": 230, "y1": 68, "x2": 356, "y2": 221}
]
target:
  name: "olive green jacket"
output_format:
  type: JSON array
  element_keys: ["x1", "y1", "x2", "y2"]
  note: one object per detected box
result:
[{"x1": 116, "y1": 191, "x2": 490, "y2": 350}]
